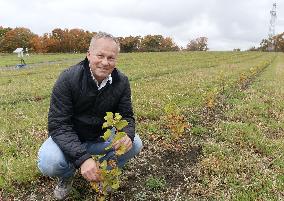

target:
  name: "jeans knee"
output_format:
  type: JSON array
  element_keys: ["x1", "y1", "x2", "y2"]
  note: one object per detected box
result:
[
  {"x1": 37, "y1": 137, "x2": 74, "y2": 178},
  {"x1": 38, "y1": 150, "x2": 64, "y2": 177}
]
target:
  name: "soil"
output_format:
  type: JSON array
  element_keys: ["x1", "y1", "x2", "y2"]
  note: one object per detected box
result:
[{"x1": 1, "y1": 138, "x2": 202, "y2": 201}]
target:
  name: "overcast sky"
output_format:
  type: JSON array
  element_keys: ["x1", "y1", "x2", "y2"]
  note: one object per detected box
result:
[{"x1": 1, "y1": 0, "x2": 283, "y2": 50}]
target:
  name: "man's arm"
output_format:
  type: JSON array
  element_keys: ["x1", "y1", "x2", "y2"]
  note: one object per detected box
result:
[
  {"x1": 49, "y1": 75, "x2": 102, "y2": 182},
  {"x1": 115, "y1": 77, "x2": 135, "y2": 141},
  {"x1": 112, "y1": 77, "x2": 135, "y2": 152},
  {"x1": 48, "y1": 71, "x2": 91, "y2": 168}
]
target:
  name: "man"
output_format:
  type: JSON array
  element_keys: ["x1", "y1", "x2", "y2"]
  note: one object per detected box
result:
[{"x1": 37, "y1": 32, "x2": 143, "y2": 200}]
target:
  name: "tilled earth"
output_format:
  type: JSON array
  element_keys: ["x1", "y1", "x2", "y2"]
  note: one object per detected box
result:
[{"x1": 1, "y1": 137, "x2": 202, "y2": 201}]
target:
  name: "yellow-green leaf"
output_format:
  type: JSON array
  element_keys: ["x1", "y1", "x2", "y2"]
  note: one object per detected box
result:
[
  {"x1": 102, "y1": 122, "x2": 109, "y2": 129},
  {"x1": 91, "y1": 181, "x2": 99, "y2": 192},
  {"x1": 102, "y1": 129, "x2": 112, "y2": 141},
  {"x1": 111, "y1": 181, "x2": 120, "y2": 189},
  {"x1": 104, "y1": 112, "x2": 114, "y2": 125},
  {"x1": 114, "y1": 120, "x2": 128, "y2": 130},
  {"x1": 113, "y1": 131, "x2": 126, "y2": 142},
  {"x1": 116, "y1": 145, "x2": 127, "y2": 156},
  {"x1": 98, "y1": 196, "x2": 106, "y2": 201},
  {"x1": 114, "y1": 113, "x2": 122, "y2": 121},
  {"x1": 100, "y1": 160, "x2": 108, "y2": 169}
]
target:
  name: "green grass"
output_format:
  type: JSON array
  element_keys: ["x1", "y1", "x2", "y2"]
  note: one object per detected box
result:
[
  {"x1": 197, "y1": 53, "x2": 284, "y2": 200},
  {"x1": 145, "y1": 176, "x2": 166, "y2": 191},
  {"x1": 0, "y1": 53, "x2": 85, "y2": 67},
  {"x1": 0, "y1": 51, "x2": 283, "y2": 200}
]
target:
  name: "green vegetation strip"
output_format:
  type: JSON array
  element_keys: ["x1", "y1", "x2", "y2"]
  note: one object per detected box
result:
[{"x1": 195, "y1": 53, "x2": 284, "y2": 200}]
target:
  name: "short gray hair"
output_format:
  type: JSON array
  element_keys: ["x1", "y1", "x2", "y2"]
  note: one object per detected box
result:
[{"x1": 89, "y1": 31, "x2": 120, "y2": 52}]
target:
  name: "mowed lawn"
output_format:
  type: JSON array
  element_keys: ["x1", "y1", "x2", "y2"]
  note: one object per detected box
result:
[{"x1": 0, "y1": 51, "x2": 283, "y2": 200}]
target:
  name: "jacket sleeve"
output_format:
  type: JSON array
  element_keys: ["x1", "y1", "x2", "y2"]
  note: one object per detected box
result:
[
  {"x1": 48, "y1": 71, "x2": 91, "y2": 168},
  {"x1": 116, "y1": 77, "x2": 135, "y2": 141}
]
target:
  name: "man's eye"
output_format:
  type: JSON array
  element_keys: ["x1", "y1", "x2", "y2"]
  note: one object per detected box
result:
[{"x1": 97, "y1": 55, "x2": 104, "y2": 59}]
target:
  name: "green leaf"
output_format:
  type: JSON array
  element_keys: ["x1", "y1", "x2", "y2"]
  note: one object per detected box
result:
[
  {"x1": 98, "y1": 196, "x2": 106, "y2": 201},
  {"x1": 114, "y1": 113, "x2": 122, "y2": 121},
  {"x1": 102, "y1": 129, "x2": 112, "y2": 141},
  {"x1": 111, "y1": 181, "x2": 120, "y2": 189},
  {"x1": 113, "y1": 131, "x2": 126, "y2": 142},
  {"x1": 117, "y1": 168, "x2": 122, "y2": 175},
  {"x1": 102, "y1": 122, "x2": 109, "y2": 129},
  {"x1": 114, "y1": 120, "x2": 128, "y2": 130},
  {"x1": 102, "y1": 180, "x2": 108, "y2": 189},
  {"x1": 100, "y1": 160, "x2": 108, "y2": 169},
  {"x1": 104, "y1": 112, "x2": 114, "y2": 125},
  {"x1": 112, "y1": 168, "x2": 122, "y2": 176},
  {"x1": 116, "y1": 145, "x2": 127, "y2": 156},
  {"x1": 91, "y1": 181, "x2": 100, "y2": 192},
  {"x1": 0, "y1": 176, "x2": 5, "y2": 187}
]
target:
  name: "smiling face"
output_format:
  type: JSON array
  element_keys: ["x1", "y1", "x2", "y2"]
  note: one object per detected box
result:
[{"x1": 87, "y1": 38, "x2": 119, "y2": 83}]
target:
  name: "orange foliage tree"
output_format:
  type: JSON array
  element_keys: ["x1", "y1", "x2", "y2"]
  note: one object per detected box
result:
[
  {"x1": 0, "y1": 27, "x2": 35, "y2": 52},
  {"x1": 118, "y1": 36, "x2": 141, "y2": 52},
  {"x1": 140, "y1": 35, "x2": 179, "y2": 52},
  {"x1": 0, "y1": 26, "x2": 182, "y2": 53},
  {"x1": 186, "y1": 37, "x2": 209, "y2": 51}
]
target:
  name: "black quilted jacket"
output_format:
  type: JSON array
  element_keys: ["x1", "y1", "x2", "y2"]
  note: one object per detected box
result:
[{"x1": 48, "y1": 58, "x2": 135, "y2": 168}]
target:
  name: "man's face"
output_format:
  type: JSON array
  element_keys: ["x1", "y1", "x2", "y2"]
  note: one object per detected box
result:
[{"x1": 87, "y1": 38, "x2": 119, "y2": 82}]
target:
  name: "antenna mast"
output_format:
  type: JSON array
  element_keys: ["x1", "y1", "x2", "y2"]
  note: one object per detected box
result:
[{"x1": 268, "y1": 3, "x2": 277, "y2": 38}]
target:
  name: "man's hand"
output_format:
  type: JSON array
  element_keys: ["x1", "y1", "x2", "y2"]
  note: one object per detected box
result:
[
  {"x1": 112, "y1": 135, "x2": 133, "y2": 153},
  {"x1": 80, "y1": 158, "x2": 102, "y2": 182}
]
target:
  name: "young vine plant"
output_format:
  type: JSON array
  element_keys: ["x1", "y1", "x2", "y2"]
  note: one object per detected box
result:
[
  {"x1": 90, "y1": 112, "x2": 128, "y2": 201},
  {"x1": 163, "y1": 103, "x2": 189, "y2": 141}
]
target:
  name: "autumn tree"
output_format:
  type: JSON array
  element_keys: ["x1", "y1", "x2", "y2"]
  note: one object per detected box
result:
[
  {"x1": 272, "y1": 32, "x2": 284, "y2": 52},
  {"x1": 118, "y1": 36, "x2": 141, "y2": 52},
  {"x1": 160, "y1": 37, "x2": 179, "y2": 51},
  {"x1": 0, "y1": 27, "x2": 35, "y2": 52},
  {"x1": 140, "y1": 35, "x2": 179, "y2": 52},
  {"x1": 0, "y1": 26, "x2": 183, "y2": 53},
  {"x1": 68, "y1": 29, "x2": 93, "y2": 52},
  {"x1": 29, "y1": 35, "x2": 45, "y2": 53},
  {"x1": 140, "y1": 35, "x2": 163, "y2": 52},
  {"x1": 259, "y1": 38, "x2": 273, "y2": 51},
  {"x1": 258, "y1": 32, "x2": 284, "y2": 52},
  {"x1": 50, "y1": 28, "x2": 65, "y2": 52},
  {"x1": 48, "y1": 28, "x2": 93, "y2": 53},
  {"x1": 0, "y1": 26, "x2": 12, "y2": 40},
  {"x1": 186, "y1": 37, "x2": 208, "y2": 51}
]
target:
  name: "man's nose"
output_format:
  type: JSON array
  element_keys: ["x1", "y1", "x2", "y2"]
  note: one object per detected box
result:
[{"x1": 101, "y1": 57, "x2": 109, "y2": 65}]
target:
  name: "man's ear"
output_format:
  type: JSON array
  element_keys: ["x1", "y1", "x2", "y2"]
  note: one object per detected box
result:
[{"x1": 86, "y1": 50, "x2": 90, "y2": 59}]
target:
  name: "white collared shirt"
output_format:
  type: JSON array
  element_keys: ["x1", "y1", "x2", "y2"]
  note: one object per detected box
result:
[{"x1": 89, "y1": 67, "x2": 113, "y2": 90}]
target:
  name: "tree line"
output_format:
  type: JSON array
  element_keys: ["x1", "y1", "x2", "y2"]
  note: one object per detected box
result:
[
  {"x1": 251, "y1": 32, "x2": 284, "y2": 52},
  {"x1": 1, "y1": 26, "x2": 283, "y2": 53},
  {"x1": 0, "y1": 26, "x2": 209, "y2": 53}
]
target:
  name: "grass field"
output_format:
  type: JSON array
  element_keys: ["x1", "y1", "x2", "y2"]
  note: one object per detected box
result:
[
  {"x1": 0, "y1": 51, "x2": 283, "y2": 200},
  {"x1": 0, "y1": 53, "x2": 85, "y2": 67}
]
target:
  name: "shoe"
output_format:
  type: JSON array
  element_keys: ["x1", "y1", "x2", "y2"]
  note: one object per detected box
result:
[{"x1": 53, "y1": 177, "x2": 73, "y2": 200}]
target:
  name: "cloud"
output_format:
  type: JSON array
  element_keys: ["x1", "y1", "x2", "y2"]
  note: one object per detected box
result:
[{"x1": 0, "y1": 0, "x2": 283, "y2": 50}]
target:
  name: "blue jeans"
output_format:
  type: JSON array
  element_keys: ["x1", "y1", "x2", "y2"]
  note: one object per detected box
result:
[{"x1": 37, "y1": 134, "x2": 143, "y2": 178}]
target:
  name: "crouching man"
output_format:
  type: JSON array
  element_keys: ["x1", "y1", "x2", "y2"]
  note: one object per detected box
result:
[{"x1": 37, "y1": 32, "x2": 142, "y2": 200}]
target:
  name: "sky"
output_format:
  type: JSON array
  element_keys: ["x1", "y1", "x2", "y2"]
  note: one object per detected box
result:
[{"x1": 1, "y1": 0, "x2": 283, "y2": 50}]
